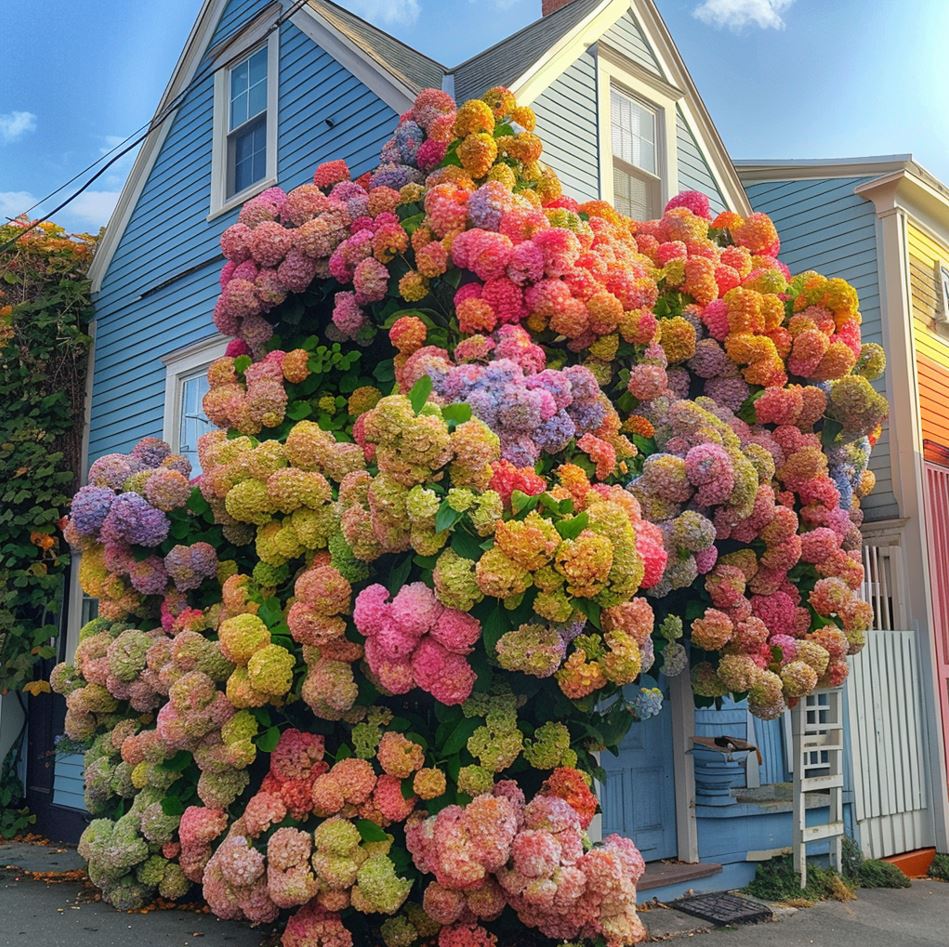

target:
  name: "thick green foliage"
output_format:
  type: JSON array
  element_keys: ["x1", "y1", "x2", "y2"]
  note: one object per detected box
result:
[{"x1": 0, "y1": 221, "x2": 94, "y2": 692}]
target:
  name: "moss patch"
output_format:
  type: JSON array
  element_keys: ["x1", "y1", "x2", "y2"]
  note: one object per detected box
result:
[{"x1": 744, "y1": 854, "x2": 856, "y2": 903}]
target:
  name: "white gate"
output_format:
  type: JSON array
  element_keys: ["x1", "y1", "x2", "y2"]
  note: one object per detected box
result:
[{"x1": 847, "y1": 628, "x2": 933, "y2": 856}]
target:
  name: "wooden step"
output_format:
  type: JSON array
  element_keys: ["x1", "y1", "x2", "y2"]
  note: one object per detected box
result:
[
  {"x1": 799, "y1": 774, "x2": 844, "y2": 792},
  {"x1": 801, "y1": 821, "x2": 844, "y2": 842},
  {"x1": 639, "y1": 860, "x2": 723, "y2": 891}
]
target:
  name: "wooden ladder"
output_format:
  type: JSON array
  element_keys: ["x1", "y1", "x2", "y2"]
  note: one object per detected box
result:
[{"x1": 792, "y1": 688, "x2": 845, "y2": 887}]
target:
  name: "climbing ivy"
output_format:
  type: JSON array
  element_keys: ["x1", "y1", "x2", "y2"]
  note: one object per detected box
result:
[{"x1": 0, "y1": 220, "x2": 95, "y2": 692}]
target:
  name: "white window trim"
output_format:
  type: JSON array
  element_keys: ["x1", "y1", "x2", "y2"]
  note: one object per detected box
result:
[
  {"x1": 209, "y1": 27, "x2": 279, "y2": 220},
  {"x1": 596, "y1": 50, "x2": 680, "y2": 216},
  {"x1": 162, "y1": 334, "x2": 228, "y2": 453},
  {"x1": 938, "y1": 260, "x2": 949, "y2": 323}
]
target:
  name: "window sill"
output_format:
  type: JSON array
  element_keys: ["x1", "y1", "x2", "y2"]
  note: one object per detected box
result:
[{"x1": 207, "y1": 176, "x2": 277, "y2": 222}]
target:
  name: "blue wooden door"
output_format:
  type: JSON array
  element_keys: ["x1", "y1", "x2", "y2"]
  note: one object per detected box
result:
[{"x1": 600, "y1": 692, "x2": 678, "y2": 861}]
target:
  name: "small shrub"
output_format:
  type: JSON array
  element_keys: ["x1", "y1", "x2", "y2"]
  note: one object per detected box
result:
[
  {"x1": 745, "y1": 854, "x2": 855, "y2": 903},
  {"x1": 841, "y1": 835, "x2": 911, "y2": 888},
  {"x1": 930, "y1": 853, "x2": 949, "y2": 881}
]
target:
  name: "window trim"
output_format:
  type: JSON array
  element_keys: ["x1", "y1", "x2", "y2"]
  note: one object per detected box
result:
[
  {"x1": 162, "y1": 334, "x2": 228, "y2": 461},
  {"x1": 596, "y1": 50, "x2": 680, "y2": 218},
  {"x1": 209, "y1": 28, "x2": 279, "y2": 220}
]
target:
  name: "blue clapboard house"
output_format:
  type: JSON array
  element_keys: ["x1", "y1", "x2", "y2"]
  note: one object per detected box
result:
[{"x1": 28, "y1": 0, "x2": 862, "y2": 896}]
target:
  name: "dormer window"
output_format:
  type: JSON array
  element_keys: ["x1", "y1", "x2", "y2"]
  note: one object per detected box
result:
[
  {"x1": 611, "y1": 86, "x2": 660, "y2": 220},
  {"x1": 210, "y1": 26, "x2": 279, "y2": 218}
]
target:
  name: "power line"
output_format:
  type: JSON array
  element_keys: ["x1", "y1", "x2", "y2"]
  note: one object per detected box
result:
[{"x1": 1, "y1": 0, "x2": 309, "y2": 253}]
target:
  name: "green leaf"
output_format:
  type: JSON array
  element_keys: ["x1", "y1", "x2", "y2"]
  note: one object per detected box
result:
[
  {"x1": 408, "y1": 374, "x2": 432, "y2": 414},
  {"x1": 259, "y1": 598, "x2": 283, "y2": 627},
  {"x1": 822, "y1": 417, "x2": 844, "y2": 450},
  {"x1": 401, "y1": 212, "x2": 425, "y2": 234},
  {"x1": 450, "y1": 530, "x2": 483, "y2": 561},
  {"x1": 386, "y1": 555, "x2": 413, "y2": 593},
  {"x1": 481, "y1": 604, "x2": 508, "y2": 656},
  {"x1": 286, "y1": 400, "x2": 312, "y2": 421},
  {"x1": 160, "y1": 796, "x2": 185, "y2": 817},
  {"x1": 575, "y1": 598, "x2": 602, "y2": 630},
  {"x1": 441, "y1": 402, "x2": 472, "y2": 425},
  {"x1": 233, "y1": 355, "x2": 251, "y2": 374},
  {"x1": 440, "y1": 716, "x2": 481, "y2": 756},
  {"x1": 555, "y1": 512, "x2": 589, "y2": 539},
  {"x1": 435, "y1": 501, "x2": 464, "y2": 534},
  {"x1": 164, "y1": 750, "x2": 192, "y2": 772},
  {"x1": 355, "y1": 819, "x2": 389, "y2": 842},
  {"x1": 255, "y1": 725, "x2": 281, "y2": 752}
]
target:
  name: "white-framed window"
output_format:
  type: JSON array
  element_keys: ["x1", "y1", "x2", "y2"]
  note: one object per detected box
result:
[
  {"x1": 209, "y1": 26, "x2": 279, "y2": 218},
  {"x1": 939, "y1": 263, "x2": 949, "y2": 320},
  {"x1": 611, "y1": 87, "x2": 661, "y2": 220},
  {"x1": 162, "y1": 335, "x2": 228, "y2": 476},
  {"x1": 596, "y1": 49, "x2": 680, "y2": 221},
  {"x1": 64, "y1": 556, "x2": 98, "y2": 663}
]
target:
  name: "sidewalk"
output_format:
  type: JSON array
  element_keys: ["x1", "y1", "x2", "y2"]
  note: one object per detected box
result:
[
  {"x1": 0, "y1": 839, "x2": 271, "y2": 947},
  {"x1": 2, "y1": 838, "x2": 947, "y2": 946}
]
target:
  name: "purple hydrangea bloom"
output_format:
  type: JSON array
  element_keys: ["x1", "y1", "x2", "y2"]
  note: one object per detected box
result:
[
  {"x1": 370, "y1": 164, "x2": 421, "y2": 190},
  {"x1": 70, "y1": 486, "x2": 115, "y2": 536},
  {"x1": 101, "y1": 492, "x2": 170, "y2": 547},
  {"x1": 164, "y1": 542, "x2": 218, "y2": 591},
  {"x1": 130, "y1": 437, "x2": 171, "y2": 468},
  {"x1": 87, "y1": 453, "x2": 143, "y2": 491},
  {"x1": 394, "y1": 121, "x2": 424, "y2": 163}
]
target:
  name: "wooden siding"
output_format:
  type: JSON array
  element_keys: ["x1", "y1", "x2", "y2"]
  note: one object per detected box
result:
[
  {"x1": 675, "y1": 109, "x2": 725, "y2": 215},
  {"x1": 532, "y1": 47, "x2": 600, "y2": 202},
  {"x1": 52, "y1": 753, "x2": 86, "y2": 812},
  {"x1": 88, "y1": 11, "x2": 398, "y2": 462},
  {"x1": 907, "y1": 222, "x2": 949, "y2": 465},
  {"x1": 601, "y1": 6, "x2": 662, "y2": 75},
  {"x1": 55, "y1": 0, "x2": 399, "y2": 812},
  {"x1": 744, "y1": 176, "x2": 896, "y2": 522},
  {"x1": 847, "y1": 629, "x2": 933, "y2": 856}
]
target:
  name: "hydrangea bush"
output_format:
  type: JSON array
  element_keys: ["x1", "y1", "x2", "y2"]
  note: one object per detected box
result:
[{"x1": 52, "y1": 87, "x2": 884, "y2": 945}]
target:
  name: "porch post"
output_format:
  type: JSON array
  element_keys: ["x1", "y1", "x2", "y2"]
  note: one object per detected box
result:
[{"x1": 670, "y1": 672, "x2": 699, "y2": 862}]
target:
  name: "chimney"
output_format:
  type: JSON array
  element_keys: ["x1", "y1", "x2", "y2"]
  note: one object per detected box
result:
[{"x1": 542, "y1": 0, "x2": 575, "y2": 15}]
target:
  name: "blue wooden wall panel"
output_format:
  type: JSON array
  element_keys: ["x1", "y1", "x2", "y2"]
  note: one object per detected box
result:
[
  {"x1": 745, "y1": 175, "x2": 895, "y2": 522},
  {"x1": 52, "y1": 753, "x2": 86, "y2": 811},
  {"x1": 532, "y1": 47, "x2": 600, "y2": 203},
  {"x1": 601, "y1": 7, "x2": 662, "y2": 75},
  {"x1": 675, "y1": 110, "x2": 726, "y2": 214},
  {"x1": 58, "y1": 2, "x2": 400, "y2": 811},
  {"x1": 88, "y1": 18, "x2": 397, "y2": 467}
]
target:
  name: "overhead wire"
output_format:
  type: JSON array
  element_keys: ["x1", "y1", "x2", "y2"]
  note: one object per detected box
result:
[{"x1": 0, "y1": 0, "x2": 310, "y2": 252}]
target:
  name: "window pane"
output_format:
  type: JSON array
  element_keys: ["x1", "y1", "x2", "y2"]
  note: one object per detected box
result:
[
  {"x1": 230, "y1": 115, "x2": 267, "y2": 195},
  {"x1": 249, "y1": 47, "x2": 268, "y2": 85},
  {"x1": 179, "y1": 372, "x2": 212, "y2": 475},
  {"x1": 611, "y1": 87, "x2": 657, "y2": 175},
  {"x1": 230, "y1": 91, "x2": 248, "y2": 130},
  {"x1": 248, "y1": 78, "x2": 267, "y2": 120},
  {"x1": 614, "y1": 164, "x2": 658, "y2": 221}
]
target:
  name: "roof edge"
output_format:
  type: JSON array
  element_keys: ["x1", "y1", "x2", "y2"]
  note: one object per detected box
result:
[{"x1": 736, "y1": 155, "x2": 914, "y2": 183}]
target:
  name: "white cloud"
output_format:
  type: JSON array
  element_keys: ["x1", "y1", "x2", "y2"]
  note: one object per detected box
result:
[
  {"x1": 693, "y1": 0, "x2": 793, "y2": 31},
  {"x1": 0, "y1": 111, "x2": 37, "y2": 144},
  {"x1": 0, "y1": 191, "x2": 37, "y2": 221},
  {"x1": 66, "y1": 190, "x2": 121, "y2": 228},
  {"x1": 346, "y1": 0, "x2": 420, "y2": 27}
]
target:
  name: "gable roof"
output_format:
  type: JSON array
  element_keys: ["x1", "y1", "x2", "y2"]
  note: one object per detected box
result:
[
  {"x1": 453, "y1": 0, "x2": 603, "y2": 103},
  {"x1": 307, "y1": 0, "x2": 444, "y2": 92},
  {"x1": 89, "y1": 0, "x2": 749, "y2": 290}
]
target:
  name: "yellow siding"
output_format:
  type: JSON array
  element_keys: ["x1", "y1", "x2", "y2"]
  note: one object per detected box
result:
[{"x1": 908, "y1": 222, "x2": 949, "y2": 464}]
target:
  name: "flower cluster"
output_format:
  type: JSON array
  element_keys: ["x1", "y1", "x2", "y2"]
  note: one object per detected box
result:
[{"x1": 56, "y1": 83, "x2": 884, "y2": 946}]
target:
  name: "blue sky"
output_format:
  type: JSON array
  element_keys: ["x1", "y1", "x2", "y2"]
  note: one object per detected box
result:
[{"x1": 2, "y1": 0, "x2": 947, "y2": 232}]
